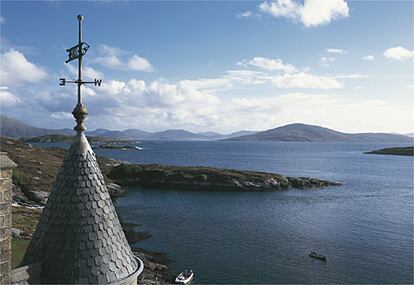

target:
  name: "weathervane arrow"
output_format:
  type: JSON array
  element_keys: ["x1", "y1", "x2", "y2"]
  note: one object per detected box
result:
[{"x1": 60, "y1": 15, "x2": 102, "y2": 132}]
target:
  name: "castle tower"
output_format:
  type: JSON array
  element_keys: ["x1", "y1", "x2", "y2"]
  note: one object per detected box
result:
[
  {"x1": 20, "y1": 15, "x2": 142, "y2": 284},
  {"x1": 0, "y1": 152, "x2": 17, "y2": 285}
]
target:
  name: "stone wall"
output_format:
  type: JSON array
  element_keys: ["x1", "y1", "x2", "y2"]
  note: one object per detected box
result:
[{"x1": 0, "y1": 152, "x2": 17, "y2": 285}]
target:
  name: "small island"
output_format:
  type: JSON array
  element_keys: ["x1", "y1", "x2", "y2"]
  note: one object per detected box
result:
[
  {"x1": 364, "y1": 146, "x2": 413, "y2": 156},
  {"x1": 108, "y1": 164, "x2": 341, "y2": 191},
  {"x1": 94, "y1": 144, "x2": 143, "y2": 150}
]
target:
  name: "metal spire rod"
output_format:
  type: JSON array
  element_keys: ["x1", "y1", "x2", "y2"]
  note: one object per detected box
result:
[
  {"x1": 59, "y1": 15, "x2": 102, "y2": 132},
  {"x1": 77, "y1": 15, "x2": 83, "y2": 105}
]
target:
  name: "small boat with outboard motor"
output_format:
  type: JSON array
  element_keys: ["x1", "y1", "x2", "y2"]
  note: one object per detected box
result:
[
  {"x1": 309, "y1": 250, "x2": 327, "y2": 261},
  {"x1": 175, "y1": 269, "x2": 194, "y2": 284}
]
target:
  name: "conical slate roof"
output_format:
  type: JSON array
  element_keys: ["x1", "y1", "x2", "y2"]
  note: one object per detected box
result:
[{"x1": 22, "y1": 131, "x2": 142, "y2": 284}]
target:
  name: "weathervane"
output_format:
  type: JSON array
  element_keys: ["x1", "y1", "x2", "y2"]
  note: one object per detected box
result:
[{"x1": 60, "y1": 15, "x2": 102, "y2": 132}]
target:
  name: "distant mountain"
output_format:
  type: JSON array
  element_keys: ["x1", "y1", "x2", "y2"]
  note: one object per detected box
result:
[
  {"x1": 23, "y1": 134, "x2": 124, "y2": 143},
  {"x1": 88, "y1": 129, "x2": 152, "y2": 140},
  {"x1": 87, "y1": 128, "x2": 111, "y2": 136},
  {"x1": 196, "y1": 131, "x2": 225, "y2": 140},
  {"x1": 87, "y1": 128, "x2": 256, "y2": 141},
  {"x1": 225, "y1": 123, "x2": 412, "y2": 142},
  {"x1": 6, "y1": 116, "x2": 406, "y2": 143},
  {"x1": 223, "y1": 130, "x2": 257, "y2": 139},
  {"x1": 0, "y1": 116, "x2": 250, "y2": 141},
  {"x1": 0, "y1": 115, "x2": 73, "y2": 138},
  {"x1": 149, "y1": 129, "x2": 205, "y2": 141}
]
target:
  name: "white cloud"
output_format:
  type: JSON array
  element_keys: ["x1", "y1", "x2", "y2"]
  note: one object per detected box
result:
[
  {"x1": 95, "y1": 44, "x2": 153, "y2": 72},
  {"x1": 383, "y1": 46, "x2": 414, "y2": 61},
  {"x1": 271, "y1": 72, "x2": 343, "y2": 89},
  {"x1": 335, "y1": 73, "x2": 369, "y2": 79},
  {"x1": 100, "y1": 79, "x2": 146, "y2": 95},
  {"x1": 238, "y1": 57, "x2": 297, "y2": 73},
  {"x1": 0, "y1": 49, "x2": 48, "y2": 86},
  {"x1": 259, "y1": 0, "x2": 349, "y2": 27},
  {"x1": 65, "y1": 64, "x2": 104, "y2": 80},
  {"x1": 0, "y1": 87, "x2": 22, "y2": 107},
  {"x1": 195, "y1": 57, "x2": 342, "y2": 90},
  {"x1": 127, "y1": 55, "x2": 153, "y2": 72},
  {"x1": 51, "y1": 112, "x2": 73, "y2": 120},
  {"x1": 96, "y1": 45, "x2": 123, "y2": 68},
  {"x1": 93, "y1": 65, "x2": 343, "y2": 126},
  {"x1": 259, "y1": 0, "x2": 299, "y2": 19},
  {"x1": 326, "y1": 48, "x2": 347, "y2": 54},
  {"x1": 83, "y1": 77, "x2": 222, "y2": 131},
  {"x1": 0, "y1": 16, "x2": 5, "y2": 24},
  {"x1": 128, "y1": 79, "x2": 146, "y2": 92},
  {"x1": 84, "y1": 67, "x2": 104, "y2": 80},
  {"x1": 320, "y1": 56, "x2": 336, "y2": 67},
  {"x1": 83, "y1": 86, "x2": 97, "y2": 97},
  {"x1": 237, "y1": 11, "x2": 253, "y2": 18},
  {"x1": 179, "y1": 78, "x2": 231, "y2": 90},
  {"x1": 226, "y1": 70, "x2": 269, "y2": 85},
  {"x1": 362, "y1": 54, "x2": 375, "y2": 61}
]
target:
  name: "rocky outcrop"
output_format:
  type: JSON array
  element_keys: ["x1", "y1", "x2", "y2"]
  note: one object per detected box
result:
[
  {"x1": 109, "y1": 164, "x2": 341, "y2": 191},
  {"x1": 133, "y1": 248, "x2": 174, "y2": 284},
  {"x1": 11, "y1": 228, "x2": 21, "y2": 239},
  {"x1": 106, "y1": 182, "x2": 126, "y2": 197},
  {"x1": 26, "y1": 190, "x2": 49, "y2": 205}
]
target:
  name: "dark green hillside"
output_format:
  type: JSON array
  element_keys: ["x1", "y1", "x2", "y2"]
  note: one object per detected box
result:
[{"x1": 364, "y1": 147, "x2": 413, "y2": 156}]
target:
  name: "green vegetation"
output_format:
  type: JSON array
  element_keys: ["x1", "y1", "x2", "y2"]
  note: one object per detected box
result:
[
  {"x1": 12, "y1": 207, "x2": 42, "y2": 238},
  {"x1": 1, "y1": 136, "x2": 118, "y2": 192},
  {"x1": 11, "y1": 239, "x2": 30, "y2": 269},
  {"x1": 12, "y1": 169, "x2": 25, "y2": 187},
  {"x1": 364, "y1": 147, "x2": 413, "y2": 156}
]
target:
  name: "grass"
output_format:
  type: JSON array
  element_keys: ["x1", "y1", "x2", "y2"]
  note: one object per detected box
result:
[
  {"x1": 12, "y1": 207, "x2": 42, "y2": 238},
  {"x1": 11, "y1": 239, "x2": 30, "y2": 269}
]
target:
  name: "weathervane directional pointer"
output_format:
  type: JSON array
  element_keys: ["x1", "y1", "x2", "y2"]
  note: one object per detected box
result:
[{"x1": 60, "y1": 15, "x2": 102, "y2": 132}]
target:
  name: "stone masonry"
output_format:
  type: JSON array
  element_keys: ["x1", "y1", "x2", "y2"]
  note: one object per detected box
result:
[{"x1": 0, "y1": 152, "x2": 17, "y2": 285}]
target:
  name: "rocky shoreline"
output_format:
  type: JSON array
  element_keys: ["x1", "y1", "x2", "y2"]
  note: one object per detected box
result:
[
  {"x1": 133, "y1": 248, "x2": 174, "y2": 284},
  {"x1": 109, "y1": 164, "x2": 341, "y2": 191}
]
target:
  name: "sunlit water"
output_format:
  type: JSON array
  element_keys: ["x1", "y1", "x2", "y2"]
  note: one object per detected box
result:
[{"x1": 37, "y1": 141, "x2": 413, "y2": 283}]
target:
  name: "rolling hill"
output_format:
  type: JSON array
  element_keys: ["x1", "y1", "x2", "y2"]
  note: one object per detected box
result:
[
  {"x1": 0, "y1": 116, "x2": 73, "y2": 138},
  {"x1": 224, "y1": 123, "x2": 412, "y2": 142}
]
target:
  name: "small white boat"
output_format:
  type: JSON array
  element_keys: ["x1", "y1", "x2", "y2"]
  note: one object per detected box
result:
[{"x1": 175, "y1": 270, "x2": 194, "y2": 284}]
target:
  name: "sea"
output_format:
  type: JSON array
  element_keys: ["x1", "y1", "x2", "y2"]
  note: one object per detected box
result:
[{"x1": 37, "y1": 141, "x2": 414, "y2": 284}]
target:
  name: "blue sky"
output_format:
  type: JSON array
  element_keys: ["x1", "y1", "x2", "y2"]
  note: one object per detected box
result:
[{"x1": 1, "y1": 0, "x2": 413, "y2": 133}]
